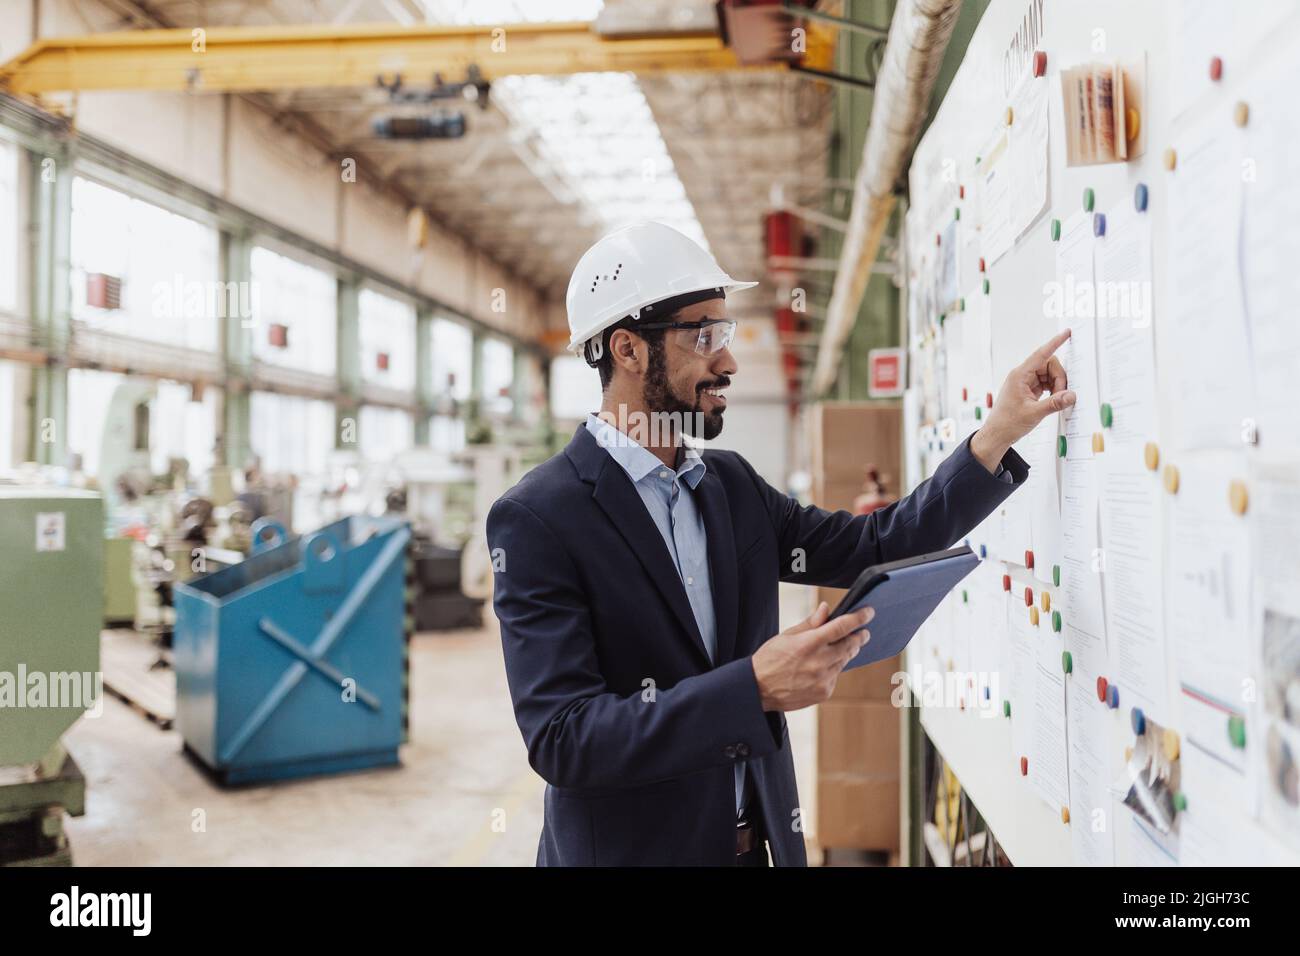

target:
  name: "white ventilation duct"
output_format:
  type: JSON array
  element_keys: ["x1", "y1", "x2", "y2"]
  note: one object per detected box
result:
[{"x1": 810, "y1": 0, "x2": 963, "y2": 395}]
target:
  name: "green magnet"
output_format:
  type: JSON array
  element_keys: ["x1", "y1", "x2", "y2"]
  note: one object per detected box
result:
[
  {"x1": 1061, "y1": 650, "x2": 1072, "y2": 673},
  {"x1": 1100, "y1": 402, "x2": 1113, "y2": 428},
  {"x1": 1083, "y1": 186, "x2": 1095, "y2": 212},
  {"x1": 1003, "y1": 700, "x2": 1011, "y2": 718},
  {"x1": 1052, "y1": 564, "x2": 1061, "y2": 586},
  {"x1": 1057, "y1": 435, "x2": 1067, "y2": 457},
  {"x1": 1228, "y1": 714, "x2": 1247, "y2": 749},
  {"x1": 975, "y1": 406, "x2": 982, "y2": 420},
  {"x1": 1173, "y1": 792, "x2": 1188, "y2": 812},
  {"x1": 1050, "y1": 218, "x2": 1061, "y2": 241},
  {"x1": 983, "y1": 277, "x2": 990, "y2": 294},
  {"x1": 1052, "y1": 610, "x2": 1062, "y2": 632}
]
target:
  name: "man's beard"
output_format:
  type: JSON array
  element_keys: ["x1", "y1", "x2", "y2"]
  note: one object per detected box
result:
[{"x1": 643, "y1": 344, "x2": 726, "y2": 441}]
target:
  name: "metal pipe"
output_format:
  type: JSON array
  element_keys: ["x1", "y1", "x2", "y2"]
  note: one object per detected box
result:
[{"x1": 810, "y1": 0, "x2": 963, "y2": 395}]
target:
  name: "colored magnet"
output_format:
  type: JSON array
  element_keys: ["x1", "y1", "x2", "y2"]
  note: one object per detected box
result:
[
  {"x1": 1173, "y1": 792, "x2": 1188, "y2": 813},
  {"x1": 1083, "y1": 187, "x2": 1095, "y2": 212},
  {"x1": 962, "y1": 589, "x2": 968, "y2": 604},
  {"x1": 1005, "y1": 106, "x2": 1014, "y2": 126},
  {"x1": 1100, "y1": 402, "x2": 1113, "y2": 428},
  {"x1": 1004, "y1": 700, "x2": 1011, "y2": 718},
  {"x1": 1029, "y1": 606, "x2": 1040, "y2": 626},
  {"x1": 959, "y1": 184, "x2": 965, "y2": 199},
  {"x1": 979, "y1": 544, "x2": 987, "y2": 558},
  {"x1": 983, "y1": 277, "x2": 990, "y2": 294},
  {"x1": 1126, "y1": 107, "x2": 1141, "y2": 143},
  {"x1": 1234, "y1": 100, "x2": 1250, "y2": 127},
  {"x1": 1020, "y1": 756, "x2": 1028, "y2": 776},
  {"x1": 1002, "y1": 574, "x2": 1012, "y2": 592},
  {"x1": 1091, "y1": 431, "x2": 1105, "y2": 454},
  {"x1": 1144, "y1": 441, "x2": 1160, "y2": 471},
  {"x1": 978, "y1": 256, "x2": 986, "y2": 272},
  {"x1": 1060, "y1": 807, "x2": 1070, "y2": 824},
  {"x1": 1209, "y1": 55, "x2": 1223, "y2": 81},
  {"x1": 986, "y1": 392, "x2": 994, "y2": 409},
  {"x1": 975, "y1": 406, "x2": 982, "y2": 420},
  {"x1": 959, "y1": 298, "x2": 966, "y2": 311},
  {"x1": 1024, "y1": 586, "x2": 1033, "y2": 607},
  {"x1": 1162, "y1": 728, "x2": 1180, "y2": 761},
  {"x1": 1052, "y1": 564, "x2": 1060, "y2": 587},
  {"x1": 1025, "y1": 549, "x2": 1035, "y2": 570},
  {"x1": 1229, "y1": 479, "x2": 1248, "y2": 515},
  {"x1": 1057, "y1": 435, "x2": 1067, "y2": 457},
  {"x1": 1134, "y1": 182, "x2": 1149, "y2": 212},
  {"x1": 1040, "y1": 590, "x2": 1050, "y2": 612},
  {"x1": 1228, "y1": 714, "x2": 1247, "y2": 749},
  {"x1": 1107, "y1": 684, "x2": 1120, "y2": 709},
  {"x1": 936, "y1": 232, "x2": 941, "y2": 247},
  {"x1": 1052, "y1": 610, "x2": 1062, "y2": 633},
  {"x1": 984, "y1": 686, "x2": 991, "y2": 700},
  {"x1": 1033, "y1": 51, "x2": 1047, "y2": 77},
  {"x1": 1163, "y1": 463, "x2": 1180, "y2": 494},
  {"x1": 962, "y1": 387, "x2": 968, "y2": 401},
  {"x1": 1062, "y1": 650, "x2": 1072, "y2": 674},
  {"x1": 1096, "y1": 676, "x2": 1109, "y2": 703},
  {"x1": 1050, "y1": 218, "x2": 1061, "y2": 241},
  {"x1": 1164, "y1": 147, "x2": 1177, "y2": 171},
  {"x1": 1093, "y1": 212, "x2": 1106, "y2": 237},
  {"x1": 954, "y1": 207, "x2": 961, "y2": 221},
  {"x1": 1131, "y1": 706, "x2": 1146, "y2": 736}
]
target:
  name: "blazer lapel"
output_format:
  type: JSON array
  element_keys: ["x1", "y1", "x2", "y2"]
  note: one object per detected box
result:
[
  {"x1": 694, "y1": 467, "x2": 739, "y2": 663},
  {"x1": 567, "y1": 426, "x2": 713, "y2": 668}
]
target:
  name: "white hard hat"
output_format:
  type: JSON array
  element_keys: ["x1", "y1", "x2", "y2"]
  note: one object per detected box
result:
[{"x1": 565, "y1": 220, "x2": 757, "y2": 362}]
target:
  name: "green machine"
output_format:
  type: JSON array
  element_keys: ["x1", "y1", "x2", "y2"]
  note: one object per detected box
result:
[{"x1": 0, "y1": 488, "x2": 103, "y2": 865}]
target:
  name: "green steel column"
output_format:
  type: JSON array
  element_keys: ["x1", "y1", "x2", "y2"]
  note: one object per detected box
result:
[
  {"x1": 335, "y1": 275, "x2": 361, "y2": 451},
  {"x1": 220, "y1": 229, "x2": 253, "y2": 469},
  {"x1": 414, "y1": 305, "x2": 433, "y2": 445},
  {"x1": 27, "y1": 146, "x2": 71, "y2": 467}
]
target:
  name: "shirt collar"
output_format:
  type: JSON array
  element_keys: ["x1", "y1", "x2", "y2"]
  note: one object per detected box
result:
[{"x1": 585, "y1": 414, "x2": 707, "y2": 490}]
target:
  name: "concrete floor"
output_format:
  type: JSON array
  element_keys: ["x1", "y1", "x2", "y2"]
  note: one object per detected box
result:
[{"x1": 63, "y1": 585, "x2": 819, "y2": 866}]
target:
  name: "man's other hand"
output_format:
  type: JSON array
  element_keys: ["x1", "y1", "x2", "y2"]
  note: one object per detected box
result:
[
  {"x1": 971, "y1": 329, "x2": 1078, "y2": 472},
  {"x1": 752, "y1": 602, "x2": 873, "y2": 712}
]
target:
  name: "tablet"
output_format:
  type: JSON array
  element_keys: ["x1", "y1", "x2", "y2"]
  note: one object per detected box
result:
[{"x1": 829, "y1": 545, "x2": 980, "y2": 671}]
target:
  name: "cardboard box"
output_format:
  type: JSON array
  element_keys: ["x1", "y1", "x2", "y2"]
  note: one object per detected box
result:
[
  {"x1": 809, "y1": 402, "x2": 902, "y2": 487},
  {"x1": 816, "y1": 775, "x2": 901, "y2": 851},
  {"x1": 817, "y1": 700, "x2": 900, "y2": 777}
]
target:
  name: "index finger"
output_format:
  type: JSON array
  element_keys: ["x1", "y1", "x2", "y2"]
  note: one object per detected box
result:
[
  {"x1": 804, "y1": 606, "x2": 875, "y2": 648},
  {"x1": 1023, "y1": 329, "x2": 1072, "y2": 370}
]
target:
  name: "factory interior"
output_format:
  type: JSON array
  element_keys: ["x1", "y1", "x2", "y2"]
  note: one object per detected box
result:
[{"x1": 4, "y1": 0, "x2": 1293, "y2": 881}]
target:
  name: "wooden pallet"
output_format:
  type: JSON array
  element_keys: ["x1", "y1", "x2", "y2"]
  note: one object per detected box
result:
[{"x1": 100, "y1": 629, "x2": 176, "y2": 730}]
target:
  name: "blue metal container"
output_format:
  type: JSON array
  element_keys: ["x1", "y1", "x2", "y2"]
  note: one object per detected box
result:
[{"x1": 174, "y1": 516, "x2": 410, "y2": 784}]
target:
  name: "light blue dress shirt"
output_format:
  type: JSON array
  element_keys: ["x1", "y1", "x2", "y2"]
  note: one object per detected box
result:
[{"x1": 585, "y1": 414, "x2": 751, "y2": 818}]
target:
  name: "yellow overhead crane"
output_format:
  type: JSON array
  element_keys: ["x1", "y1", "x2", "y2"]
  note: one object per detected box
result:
[{"x1": 0, "y1": 18, "x2": 840, "y2": 96}]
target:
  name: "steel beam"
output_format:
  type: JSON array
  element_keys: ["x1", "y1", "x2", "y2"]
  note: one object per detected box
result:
[{"x1": 0, "y1": 22, "x2": 768, "y2": 95}]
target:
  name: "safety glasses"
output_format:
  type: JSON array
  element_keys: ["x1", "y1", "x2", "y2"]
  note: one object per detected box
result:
[{"x1": 634, "y1": 318, "x2": 737, "y2": 357}]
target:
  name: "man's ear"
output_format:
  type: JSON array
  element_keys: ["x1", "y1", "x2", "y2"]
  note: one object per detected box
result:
[{"x1": 608, "y1": 328, "x2": 644, "y2": 377}]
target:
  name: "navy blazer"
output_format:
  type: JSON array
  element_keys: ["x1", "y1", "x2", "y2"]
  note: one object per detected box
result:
[{"x1": 488, "y1": 425, "x2": 1027, "y2": 866}]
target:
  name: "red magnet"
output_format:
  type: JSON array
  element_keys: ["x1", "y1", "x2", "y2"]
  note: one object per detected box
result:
[
  {"x1": 1020, "y1": 756, "x2": 1029, "y2": 776},
  {"x1": 978, "y1": 257, "x2": 986, "y2": 273},
  {"x1": 1033, "y1": 51, "x2": 1047, "y2": 77},
  {"x1": 1209, "y1": 56, "x2": 1223, "y2": 81},
  {"x1": 1024, "y1": 586, "x2": 1033, "y2": 607},
  {"x1": 1002, "y1": 574, "x2": 1012, "y2": 592},
  {"x1": 1025, "y1": 549, "x2": 1035, "y2": 570},
  {"x1": 1096, "y1": 676, "x2": 1109, "y2": 703}
]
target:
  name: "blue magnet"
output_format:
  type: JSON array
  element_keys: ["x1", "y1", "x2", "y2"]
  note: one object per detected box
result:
[
  {"x1": 1107, "y1": 685, "x2": 1120, "y2": 709},
  {"x1": 1134, "y1": 182, "x2": 1149, "y2": 212},
  {"x1": 984, "y1": 686, "x2": 991, "y2": 700},
  {"x1": 1093, "y1": 212, "x2": 1106, "y2": 237},
  {"x1": 979, "y1": 544, "x2": 988, "y2": 559},
  {"x1": 1131, "y1": 706, "x2": 1146, "y2": 736}
]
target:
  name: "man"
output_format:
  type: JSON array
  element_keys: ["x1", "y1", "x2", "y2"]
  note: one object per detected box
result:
[{"x1": 489, "y1": 221, "x2": 1075, "y2": 866}]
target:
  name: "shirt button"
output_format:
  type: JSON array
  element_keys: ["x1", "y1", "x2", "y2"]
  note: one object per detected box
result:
[
  {"x1": 659, "y1": 470, "x2": 669, "y2": 479},
  {"x1": 723, "y1": 745, "x2": 738, "y2": 759},
  {"x1": 737, "y1": 743, "x2": 751, "y2": 758},
  {"x1": 686, "y1": 576, "x2": 694, "y2": 585}
]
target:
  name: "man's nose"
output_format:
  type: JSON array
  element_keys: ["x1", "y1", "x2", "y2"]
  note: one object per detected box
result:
[{"x1": 712, "y1": 347, "x2": 738, "y2": 378}]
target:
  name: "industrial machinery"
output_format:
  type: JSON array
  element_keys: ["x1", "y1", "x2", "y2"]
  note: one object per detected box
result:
[
  {"x1": 0, "y1": 488, "x2": 103, "y2": 865},
  {"x1": 173, "y1": 515, "x2": 410, "y2": 785}
]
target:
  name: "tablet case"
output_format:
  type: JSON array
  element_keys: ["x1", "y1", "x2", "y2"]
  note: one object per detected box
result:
[{"x1": 831, "y1": 545, "x2": 981, "y2": 671}]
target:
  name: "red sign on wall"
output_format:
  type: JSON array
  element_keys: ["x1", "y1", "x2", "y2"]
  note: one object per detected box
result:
[{"x1": 867, "y1": 348, "x2": 906, "y2": 398}]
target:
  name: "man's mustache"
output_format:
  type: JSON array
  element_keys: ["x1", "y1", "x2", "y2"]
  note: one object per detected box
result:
[{"x1": 696, "y1": 376, "x2": 731, "y2": 392}]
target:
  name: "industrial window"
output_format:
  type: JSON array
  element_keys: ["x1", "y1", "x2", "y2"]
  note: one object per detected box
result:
[
  {"x1": 0, "y1": 139, "x2": 17, "y2": 315},
  {"x1": 430, "y1": 317, "x2": 472, "y2": 403},
  {"x1": 428, "y1": 414, "x2": 465, "y2": 454},
  {"x1": 0, "y1": 360, "x2": 20, "y2": 470},
  {"x1": 359, "y1": 288, "x2": 416, "y2": 390},
  {"x1": 69, "y1": 176, "x2": 220, "y2": 351},
  {"x1": 549, "y1": 354, "x2": 602, "y2": 421},
  {"x1": 359, "y1": 405, "x2": 414, "y2": 461},
  {"x1": 479, "y1": 337, "x2": 514, "y2": 416},
  {"x1": 249, "y1": 245, "x2": 337, "y2": 376},
  {"x1": 67, "y1": 368, "x2": 126, "y2": 477},
  {"x1": 148, "y1": 381, "x2": 219, "y2": 479},
  {"x1": 249, "y1": 390, "x2": 336, "y2": 477}
]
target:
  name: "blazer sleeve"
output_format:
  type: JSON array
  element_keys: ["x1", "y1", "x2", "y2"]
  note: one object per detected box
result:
[
  {"x1": 743, "y1": 432, "x2": 1029, "y2": 590},
  {"x1": 488, "y1": 496, "x2": 782, "y2": 791}
]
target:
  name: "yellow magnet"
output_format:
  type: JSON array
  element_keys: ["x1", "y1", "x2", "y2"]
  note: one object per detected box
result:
[
  {"x1": 1162, "y1": 728, "x2": 1180, "y2": 761},
  {"x1": 1163, "y1": 463, "x2": 1180, "y2": 494},
  {"x1": 1125, "y1": 106, "x2": 1141, "y2": 143},
  {"x1": 1091, "y1": 431, "x2": 1105, "y2": 454},
  {"x1": 1229, "y1": 479, "x2": 1248, "y2": 515},
  {"x1": 1061, "y1": 806, "x2": 1070, "y2": 824},
  {"x1": 1041, "y1": 591, "x2": 1051, "y2": 612},
  {"x1": 1005, "y1": 106, "x2": 1014, "y2": 126},
  {"x1": 1234, "y1": 101, "x2": 1249, "y2": 127},
  {"x1": 1124, "y1": 745, "x2": 1134, "y2": 762},
  {"x1": 1164, "y1": 147, "x2": 1177, "y2": 170},
  {"x1": 1144, "y1": 441, "x2": 1160, "y2": 471},
  {"x1": 1029, "y1": 606, "x2": 1040, "y2": 627}
]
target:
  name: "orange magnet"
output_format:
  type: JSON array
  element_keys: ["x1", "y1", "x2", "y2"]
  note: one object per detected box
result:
[
  {"x1": 1041, "y1": 591, "x2": 1051, "y2": 613},
  {"x1": 1126, "y1": 107, "x2": 1140, "y2": 143},
  {"x1": 1005, "y1": 106, "x2": 1014, "y2": 126},
  {"x1": 1229, "y1": 479, "x2": 1248, "y2": 515},
  {"x1": 1061, "y1": 806, "x2": 1070, "y2": 824}
]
